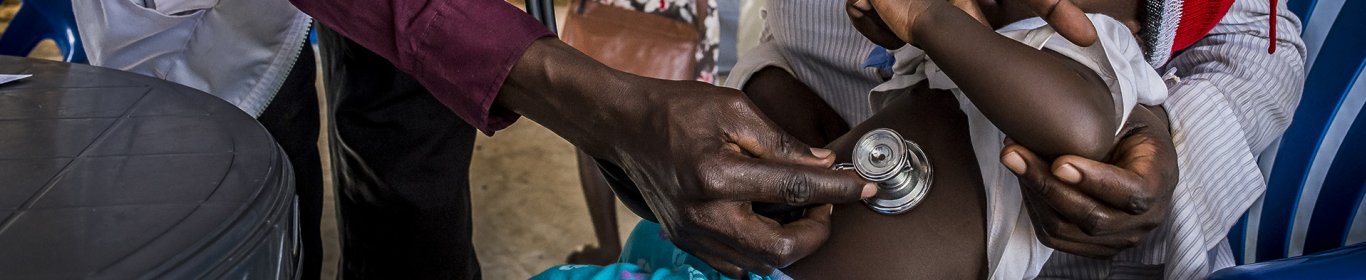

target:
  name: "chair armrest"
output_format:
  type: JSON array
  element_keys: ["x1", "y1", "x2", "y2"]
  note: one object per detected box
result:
[{"x1": 1209, "y1": 243, "x2": 1366, "y2": 280}]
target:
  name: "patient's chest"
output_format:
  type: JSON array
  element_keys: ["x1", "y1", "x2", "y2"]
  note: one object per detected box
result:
[{"x1": 785, "y1": 90, "x2": 989, "y2": 279}]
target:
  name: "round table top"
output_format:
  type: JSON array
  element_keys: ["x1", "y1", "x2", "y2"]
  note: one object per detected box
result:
[{"x1": 0, "y1": 56, "x2": 294, "y2": 278}]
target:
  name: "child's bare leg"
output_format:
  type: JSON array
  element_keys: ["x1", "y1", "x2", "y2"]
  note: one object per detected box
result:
[{"x1": 566, "y1": 150, "x2": 622, "y2": 265}]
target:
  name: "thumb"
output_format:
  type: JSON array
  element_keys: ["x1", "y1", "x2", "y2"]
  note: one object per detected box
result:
[{"x1": 1022, "y1": 0, "x2": 1097, "y2": 46}]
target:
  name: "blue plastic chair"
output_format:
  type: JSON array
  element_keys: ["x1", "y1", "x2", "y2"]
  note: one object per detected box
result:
[
  {"x1": 0, "y1": 0, "x2": 86, "y2": 63},
  {"x1": 1214, "y1": 0, "x2": 1366, "y2": 278}
]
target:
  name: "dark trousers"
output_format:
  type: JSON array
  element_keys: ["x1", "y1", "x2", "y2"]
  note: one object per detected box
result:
[
  {"x1": 315, "y1": 25, "x2": 481, "y2": 279},
  {"x1": 257, "y1": 40, "x2": 324, "y2": 280}
]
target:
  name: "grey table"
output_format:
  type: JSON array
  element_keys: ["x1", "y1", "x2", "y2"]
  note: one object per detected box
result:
[{"x1": 0, "y1": 56, "x2": 297, "y2": 279}]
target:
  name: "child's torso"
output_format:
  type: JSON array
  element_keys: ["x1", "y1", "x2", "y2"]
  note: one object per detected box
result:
[{"x1": 785, "y1": 87, "x2": 990, "y2": 279}]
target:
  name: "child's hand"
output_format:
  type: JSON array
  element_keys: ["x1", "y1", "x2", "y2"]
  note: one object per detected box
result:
[
  {"x1": 848, "y1": 0, "x2": 987, "y2": 47},
  {"x1": 846, "y1": 0, "x2": 905, "y2": 49}
]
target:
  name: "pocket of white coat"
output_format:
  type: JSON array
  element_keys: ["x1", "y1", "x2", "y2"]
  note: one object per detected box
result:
[{"x1": 129, "y1": 0, "x2": 220, "y2": 17}]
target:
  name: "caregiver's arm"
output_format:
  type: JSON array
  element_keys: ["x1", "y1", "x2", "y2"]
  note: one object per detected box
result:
[
  {"x1": 856, "y1": 0, "x2": 1116, "y2": 160},
  {"x1": 288, "y1": 0, "x2": 874, "y2": 277},
  {"x1": 998, "y1": 0, "x2": 1306, "y2": 259}
]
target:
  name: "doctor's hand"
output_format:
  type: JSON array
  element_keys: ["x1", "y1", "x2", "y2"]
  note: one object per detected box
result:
[
  {"x1": 1000, "y1": 106, "x2": 1178, "y2": 258},
  {"x1": 498, "y1": 39, "x2": 875, "y2": 277}
]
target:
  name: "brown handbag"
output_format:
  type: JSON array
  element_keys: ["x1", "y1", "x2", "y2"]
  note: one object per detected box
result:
[{"x1": 560, "y1": 0, "x2": 706, "y2": 81}]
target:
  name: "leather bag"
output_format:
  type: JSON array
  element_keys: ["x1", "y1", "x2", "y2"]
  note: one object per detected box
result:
[{"x1": 561, "y1": 0, "x2": 706, "y2": 81}]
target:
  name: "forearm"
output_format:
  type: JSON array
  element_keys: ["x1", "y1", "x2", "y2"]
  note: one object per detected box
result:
[
  {"x1": 495, "y1": 38, "x2": 643, "y2": 162},
  {"x1": 910, "y1": 3, "x2": 1116, "y2": 159}
]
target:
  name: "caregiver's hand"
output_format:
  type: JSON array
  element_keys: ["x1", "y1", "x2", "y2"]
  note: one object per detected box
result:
[
  {"x1": 1000, "y1": 106, "x2": 1178, "y2": 258},
  {"x1": 854, "y1": 0, "x2": 1098, "y2": 46},
  {"x1": 498, "y1": 39, "x2": 876, "y2": 277}
]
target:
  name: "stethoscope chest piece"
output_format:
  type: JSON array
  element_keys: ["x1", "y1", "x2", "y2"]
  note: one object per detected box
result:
[{"x1": 845, "y1": 128, "x2": 933, "y2": 215}]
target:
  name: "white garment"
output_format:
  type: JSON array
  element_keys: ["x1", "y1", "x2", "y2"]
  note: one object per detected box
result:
[
  {"x1": 726, "y1": 0, "x2": 1304, "y2": 278},
  {"x1": 869, "y1": 15, "x2": 1170, "y2": 279},
  {"x1": 71, "y1": 0, "x2": 312, "y2": 117},
  {"x1": 1039, "y1": 0, "x2": 1306, "y2": 278}
]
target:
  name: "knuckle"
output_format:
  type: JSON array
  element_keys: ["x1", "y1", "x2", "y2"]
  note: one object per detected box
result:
[
  {"x1": 1127, "y1": 192, "x2": 1154, "y2": 213},
  {"x1": 1085, "y1": 211, "x2": 1109, "y2": 233},
  {"x1": 765, "y1": 236, "x2": 800, "y2": 265},
  {"x1": 1034, "y1": 180, "x2": 1056, "y2": 197},
  {"x1": 696, "y1": 165, "x2": 730, "y2": 198},
  {"x1": 774, "y1": 134, "x2": 798, "y2": 156},
  {"x1": 722, "y1": 94, "x2": 753, "y2": 113},
  {"x1": 779, "y1": 172, "x2": 813, "y2": 205}
]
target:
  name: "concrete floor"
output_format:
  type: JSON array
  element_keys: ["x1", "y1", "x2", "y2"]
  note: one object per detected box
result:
[{"x1": 316, "y1": 106, "x2": 639, "y2": 280}]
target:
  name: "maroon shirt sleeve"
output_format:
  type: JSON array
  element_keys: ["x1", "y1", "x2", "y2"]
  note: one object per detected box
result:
[{"x1": 289, "y1": 0, "x2": 553, "y2": 133}]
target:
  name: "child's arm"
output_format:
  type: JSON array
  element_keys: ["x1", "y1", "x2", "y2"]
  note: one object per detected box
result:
[{"x1": 869, "y1": 0, "x2": 1118, "y2": 160}]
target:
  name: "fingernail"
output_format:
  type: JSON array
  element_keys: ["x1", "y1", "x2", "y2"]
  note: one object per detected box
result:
[
  {"x1": 861, "y1": 183, "x2": 878, "y2": 199},
  {"x1": 1054, "y1": 163, "x2": 1082, "y2": 184},
  {"x1": 810, "y1": 147, "x2": 833, "y2": 159},
  {"x1": 1003, "y1": 152, "x2": 1026, "y2": 175}
]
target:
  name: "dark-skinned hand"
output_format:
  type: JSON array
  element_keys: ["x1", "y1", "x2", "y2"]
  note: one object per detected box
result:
[
  {"x1": 1000, "y1": 105, "x2": 1178, "y2": 258},
  {"x1": 846, "y1": 0, "x2": 1098, "y2": 47},
  {"x1": 497, "y1": 39, "x2": 876, "y2": 277}
]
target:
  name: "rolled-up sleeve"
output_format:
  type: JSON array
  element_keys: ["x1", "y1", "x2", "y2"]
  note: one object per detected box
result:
[{"x1": 289, "y1": 0, "x2": 553, "y2": 133}]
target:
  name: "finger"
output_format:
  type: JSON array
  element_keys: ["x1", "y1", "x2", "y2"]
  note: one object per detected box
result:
[
  {"x1": 1006, "y1": 144, "x2": 1125, "y2": 235},
  {"x1": 705, "y1": 154, "x2": 875, "y2": 205},
  {"x1": 691, "y1": 252, "x2": 746, "y2": 278},
  {"x1": 1036, "y1": 208, "x2": 1142, "y2": 249},
  {"x1": 1001, "y1": 144, "x2": 1056, "y2": 189},
  {"x1": 694, "y1": 237, "x2": 775, "y2": 276},
  {"x1": 1039, "y1": 232, "x2": 1124, "y2": 259},
  {"x1": 727, "y1": 112, "x2": 834, "y2": 168},
  {"x1": 948, "y1": 0, "x2": 989, "y2": 26},
  {"x1": 847, "y1": 0, "x2": 907, "y2": 49},
  {"x1": 1020, "y1": 188, "x2": 1137, "y2": 250},
  {"x1": 709, "y1": 204, "x2": 834, "y2": 268},
  {"x1": 1054, "y1": 152, "x2": 1153, "y2": 214},
  {"x1": 678, "y1": 237, "x2": 769, "y2": 277},
  {"x1": 1022, "y1": 0, "x2": 1096, "y2": 46}
]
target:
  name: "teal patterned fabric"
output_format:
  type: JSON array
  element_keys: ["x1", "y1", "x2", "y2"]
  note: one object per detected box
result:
[{"x1": 534, "y1": 221, "x2": 778, "y2": 280}]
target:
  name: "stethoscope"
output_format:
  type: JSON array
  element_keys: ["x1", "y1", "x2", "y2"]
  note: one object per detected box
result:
[{"x1": 834, "y1": 128, "x2": 933, "y2": 215}]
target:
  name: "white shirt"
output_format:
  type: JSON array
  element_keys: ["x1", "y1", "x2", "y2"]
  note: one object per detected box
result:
[
  {"x1": 1039, "y1": 0, "x2": 1306, "y2": 278},
  {"x1": 724, "y1": 0, "x2": 1306, "y2": 278}
]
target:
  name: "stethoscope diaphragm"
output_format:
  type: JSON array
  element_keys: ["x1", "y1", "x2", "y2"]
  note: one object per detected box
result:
[{"x1": 836, "y1": 128, "x2": 933, "y2": 215}]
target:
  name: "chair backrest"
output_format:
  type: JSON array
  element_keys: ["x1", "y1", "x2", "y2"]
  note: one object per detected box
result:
[
  {"x1": 0, "y1": 0, "x2": 86, "y2": 63},
  {"x1": 1231, "y1": 0, "x2": 1366, "y2": 264}
]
